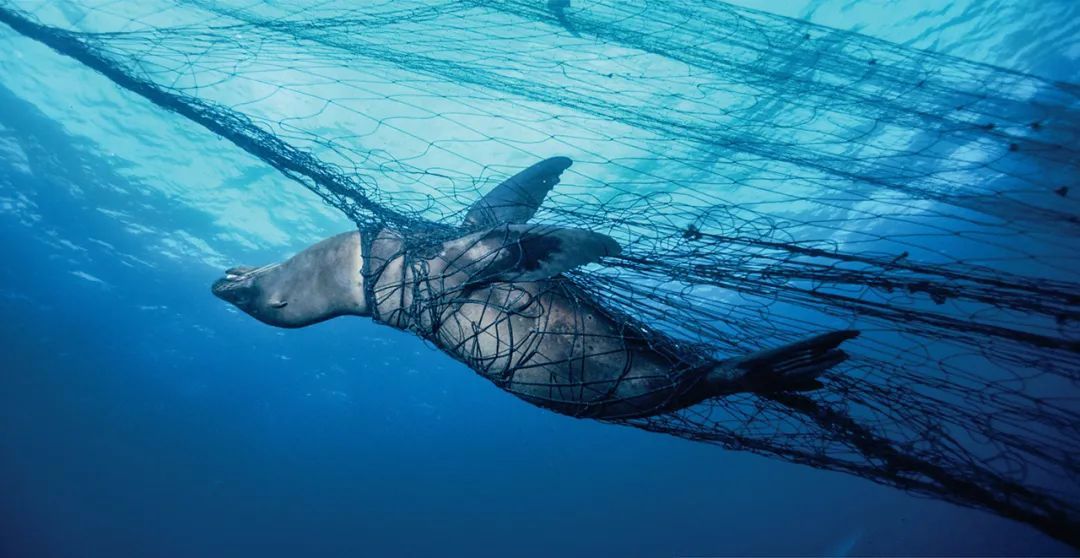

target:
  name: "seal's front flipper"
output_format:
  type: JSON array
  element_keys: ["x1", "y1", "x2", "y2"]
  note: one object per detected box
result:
[
  {"x1": 463, "y1": 157, "x2": 572, "y2": 228},
  {"x1": 708, "y1": 330, "x2": 860, "y2": 394},
  {"x1": 439, "y1": 223, "x2": 620, "y2": 286}
]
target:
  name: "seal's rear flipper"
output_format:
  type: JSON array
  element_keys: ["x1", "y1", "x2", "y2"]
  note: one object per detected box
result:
[
  {"x1": 439, "y1": 223, "x2": 620, "y2": 286},
  {"x1": 463, "y1": 157, "x2": 572, "y2": 228},
  {"x1": 709, "y1": 330, "x2": 860, "y2": 393}
]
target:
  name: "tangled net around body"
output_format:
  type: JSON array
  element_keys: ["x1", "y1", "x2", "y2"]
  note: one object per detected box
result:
[{"x1": 0, "y1": 0, "x2": 1077, "y2": 546}]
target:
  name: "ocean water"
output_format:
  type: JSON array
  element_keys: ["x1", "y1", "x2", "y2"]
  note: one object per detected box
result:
[{"x1": 0, "y1": 1, "x2": 1077, "y2": 557}]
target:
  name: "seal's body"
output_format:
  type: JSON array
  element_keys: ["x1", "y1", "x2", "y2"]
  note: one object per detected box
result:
[
  {"x1": 213, "y1": 157, "x2": 857, "y2": 420},
  {"x1": 359, "y1": 227, "x2": 714, "y2": 418}
]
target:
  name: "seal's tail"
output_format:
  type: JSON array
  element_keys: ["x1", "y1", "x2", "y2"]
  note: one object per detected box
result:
[{"x1": 709, "y1": 330, "x2": 860, "y2": 393}]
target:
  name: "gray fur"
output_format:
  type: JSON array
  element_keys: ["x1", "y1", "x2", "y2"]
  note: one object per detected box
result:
[{"x1": 212, "y1": 231, "x2": 365, "y2": 328}]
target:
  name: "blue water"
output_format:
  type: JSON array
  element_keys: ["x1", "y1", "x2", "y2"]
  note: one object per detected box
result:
[{"x1": 1, "y1": 1, "x2": 1078, "y2": 556}]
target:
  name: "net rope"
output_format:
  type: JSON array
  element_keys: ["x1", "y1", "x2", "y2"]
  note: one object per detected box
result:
[{"x1": 1, "y1": 0, "x2": 1077, "y2": 546}]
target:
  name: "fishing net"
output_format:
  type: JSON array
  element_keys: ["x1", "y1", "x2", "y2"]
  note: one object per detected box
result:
[{"x1": 1, "y1": 0, "x2": 1078, "y2": 547}]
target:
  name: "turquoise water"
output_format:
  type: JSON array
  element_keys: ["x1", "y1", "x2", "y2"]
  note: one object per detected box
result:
[{"x1": 1, "y1": 1, "x2": 1077, "y2": 556}]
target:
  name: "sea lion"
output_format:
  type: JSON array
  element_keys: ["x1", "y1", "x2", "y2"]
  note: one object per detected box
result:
[{"x1": 212, "y1": 157, "x2": 858, "y2": 419}]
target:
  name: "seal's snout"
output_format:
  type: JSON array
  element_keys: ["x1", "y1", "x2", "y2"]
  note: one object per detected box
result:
[
  {"x1": 211, "y1": 270, "x2": 255, "y2": 305},
  {"x1": 211, "y1": 276, "x2": 235, "y2": 298}
]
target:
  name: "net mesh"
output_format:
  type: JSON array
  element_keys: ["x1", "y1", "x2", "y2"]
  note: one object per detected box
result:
[{"x1": 1, "y1": 0, "x2": 1077, "y2": 546}]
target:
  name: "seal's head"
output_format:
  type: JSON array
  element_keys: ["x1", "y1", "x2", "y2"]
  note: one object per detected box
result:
[{"x1": 212, "y1": 231, "x2": 367, "y2": 328}]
